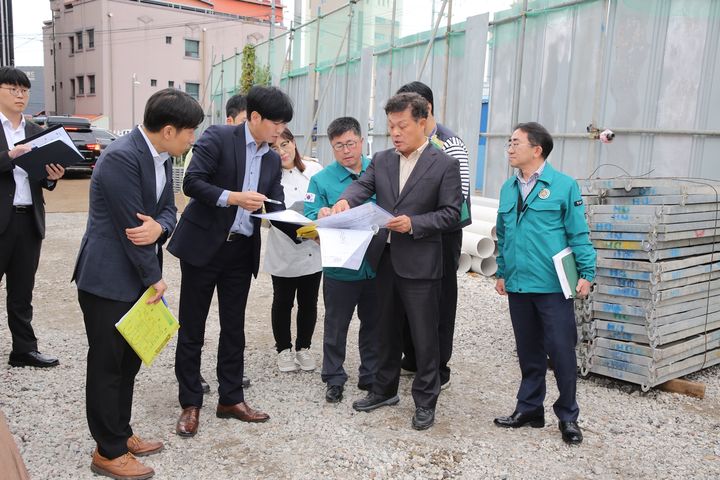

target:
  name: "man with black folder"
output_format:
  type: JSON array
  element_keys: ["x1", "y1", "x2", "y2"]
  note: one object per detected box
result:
[
  {"x1": 0, "y1": 66, "x2": 64, "y2": 368},
  {"x1": 73, "y1": 89, "x2": 204, "y2": 479},
  {"x1": 494, "y1": 122, "x2": 595, "y2": 445}
]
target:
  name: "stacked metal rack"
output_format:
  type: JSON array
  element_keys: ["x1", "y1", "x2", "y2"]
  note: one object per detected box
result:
[{"x1": 578, "y1": 178, "x2": 720, "y2": 391}]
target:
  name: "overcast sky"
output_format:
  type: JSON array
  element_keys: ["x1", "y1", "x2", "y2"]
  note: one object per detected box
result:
[
  {"x1": 11, "y1": 0, "x2": 513, "y2": 67},
  {"x1": 12, "y1": 0, "x2": 51, "y2": 66}
]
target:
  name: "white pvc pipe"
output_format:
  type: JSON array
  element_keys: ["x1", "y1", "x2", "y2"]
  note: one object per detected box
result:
[
  {"x1": 471, "y1": 255, "x2": 498, "y2": 276},
  {"x1": 471, "y1": 205, "x2": 498, "y2": 224},
  {"x1": 471, "y1": 195, "x2": 499, "y2": 208},
  {"x1": 464, "y1": 220, "x2": 496, "y2": 241},
  {"x1": 457, "y1": 252, "x2": 472, "y2": 274},
  {"x1": 461, "y1": 231, "x2": 495, "y2": 258}
]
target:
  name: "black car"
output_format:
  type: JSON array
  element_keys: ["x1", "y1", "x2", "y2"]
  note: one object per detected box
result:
[
  {"x1": 66, "y1": 126, "x2": 102, "y2": 173},
  {"x1": 91, "y1": 128, "x2": 118, "y2": 149}
]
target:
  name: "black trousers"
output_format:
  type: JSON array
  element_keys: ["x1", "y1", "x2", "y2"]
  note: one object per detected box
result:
[
  {"x1": 0, "y1": 211, "x2": 42, "y2": 354},
  {"x1": 508, "y1": 292, "x2": 579, "y2": 422},
  {"x1": 270, "y1": 271, "x2": 322, "y2": 353},
  {"x1": 79, "y1": 289, "x2": 140, "y2": 460},
  {"x1": 175, "y1": 237, "x2": 253, "y2": 408},
  {"x1": 373, "y1": 247, "x2": 441, "y2": 409},
  {"x1": 401, "y1": 229, "x2": 462, "y2": 383},
  {"x1": 321, "y1": 276, "x2": 378, "y2": 387}
]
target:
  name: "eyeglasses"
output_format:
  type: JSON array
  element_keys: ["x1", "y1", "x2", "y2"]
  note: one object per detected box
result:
[
  {"x1": 0, "y1": 86, "x2": 30, "y2": 97},
  {"x1": 504, "y1": 141, "x2": 536, "y2": 151},
  {"x1": 332, "y1": 140, "x2": 359, "y2": 151}
]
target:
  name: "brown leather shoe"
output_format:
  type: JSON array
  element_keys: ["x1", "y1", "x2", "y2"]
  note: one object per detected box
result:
[
  {"x1": 126, "y1": 434, "x2": 163, "y2": 457},
  {"x1": 216, "y1": 402, "x2": 270, "y2": 423},
  {"x1": 91, "y1": 449, "x2": 154, "y2": 480},
  {"x1": 176, "y1": 406, "x2": 200, "y2": 437}
]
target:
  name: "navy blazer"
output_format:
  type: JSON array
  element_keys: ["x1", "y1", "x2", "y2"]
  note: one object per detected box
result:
[
  {"x1": 167, "y1": 123, "x2": 291, "y2": 275},
  {"x1": 0, "y1": 120, "x2": 57, "y2": 238},
  {"x1": 73, "y1": 128, "x2": 177, "y2": 302},
  {"x1": 340, "y1": 146, "x2": 462, "y2": 280}
]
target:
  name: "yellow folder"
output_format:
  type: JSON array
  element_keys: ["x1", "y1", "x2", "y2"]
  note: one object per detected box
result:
[{"x1": 115, "y1": 287, "x2": 180, "y2": 366}]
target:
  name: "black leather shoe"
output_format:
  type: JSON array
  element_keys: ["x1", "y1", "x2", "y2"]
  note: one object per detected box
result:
[
  {"x1": 352, "y1": 392, "x2": 400, "y2": 412},
  {"x1": 357, "y1": 382, "x2": 372, "y2": 392},
  {"x1": 559, "y1": 421, "x2": 583, "y2": 445},
  {"x1": 325, "y1": 384, "x2": 343, "y2": 403},
  {"x1": 411, "y1": 407, "x2": 435, "y2": 430},
  {"x1": 199, "y1": 374, "x2": 211, "y2": 394},
  {"x1": 242, "y1": 376, "x2": 251, "y2": 388},
  {"x1": 8, "y1": 351, "x2": 59, "y2": 368},
  {"x1": 493, "y1": 408, "x2": 545, "y2": 428}
]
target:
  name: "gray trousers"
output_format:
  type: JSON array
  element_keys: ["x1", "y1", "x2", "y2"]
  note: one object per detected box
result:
[{"x1": 321, "y1": 276, "x2": 379, "y2": 387}]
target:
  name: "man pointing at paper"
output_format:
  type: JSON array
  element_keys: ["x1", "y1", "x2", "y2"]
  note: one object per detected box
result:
[{"x1": 493, "y1": 122, "x2": 595, "y2": 446}]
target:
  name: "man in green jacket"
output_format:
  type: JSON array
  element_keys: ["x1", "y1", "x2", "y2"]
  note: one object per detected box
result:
[
  {"x1": 304, "y1": 117, "x2": 379, "y2": 404},
  {"x1": 493, "y1": 122, "x2": 595, "y2": 445}
]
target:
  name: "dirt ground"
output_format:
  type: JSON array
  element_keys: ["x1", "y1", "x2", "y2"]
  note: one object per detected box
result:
[{"x1": 45, "y1": 176, "x2": 189, "y2": 214}]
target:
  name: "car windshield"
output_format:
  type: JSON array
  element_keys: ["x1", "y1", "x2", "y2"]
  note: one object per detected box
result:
[
  {"x1": 68, "y1": 131, "x2": 98, "y2": 144},
  {"x1": 93, "y1": 129, "x2": 116, "y2": 140}
]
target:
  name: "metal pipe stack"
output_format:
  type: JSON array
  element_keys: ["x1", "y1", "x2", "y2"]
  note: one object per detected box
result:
[{"x1": 579, "y1": 178, "x2": 720, "y2": 391}]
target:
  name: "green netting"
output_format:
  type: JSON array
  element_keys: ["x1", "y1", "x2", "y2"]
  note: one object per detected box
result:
[{"x1": 210, "y1": 0, "x2": 490, "y2": 101}]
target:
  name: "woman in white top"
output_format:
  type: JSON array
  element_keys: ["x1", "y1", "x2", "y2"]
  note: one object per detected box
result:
[{"x1": 264, "y1": 128, "x2": 323, "y2": 373}]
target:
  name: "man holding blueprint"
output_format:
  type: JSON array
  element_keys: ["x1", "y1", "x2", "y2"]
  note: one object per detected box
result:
[
  {"x1": 0, "y1": 67, "x2": 65, "y2": 369},
  {"x1": 331, "y1": 93, "x2": 462, "y2": 431},
  {"x1": 304, "y1": 117, "x2": 383, "y2": 404}
]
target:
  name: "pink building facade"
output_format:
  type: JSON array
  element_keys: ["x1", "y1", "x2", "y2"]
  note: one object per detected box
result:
[{"x1": 43, "y1": 0, "x2": 282, "y2": 130}]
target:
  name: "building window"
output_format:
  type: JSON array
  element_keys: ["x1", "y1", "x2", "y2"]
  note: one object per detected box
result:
[
  {"x1": 77, "y1": 76, "x2": 85, "y2": 95},
  {"x1": 69, "y1": 36, "x2": 74, "y2": 54},
  {"x1": 88, "y1": 75, "x2": 96, "y2": 94},
  {"x1": 185, "y1": 82, "x2": 199, "y2": 100},
  {"x1": 70, "y1": 79, "x2": 75, "y2": 98},
  {"x1": 184, "y1": 39, "x2": 199, "y2": 58},
  {"x1": 87, "y1": 29, "x2": 95, "y2": 49},
  {"x1": 168, "y1": 81, "x2": 174, "y2": 88},
  {"x1": 76, "y1": 32, "x2": 83, "y2": 51},
  {"x1": 165, "y1": 36, "x2": 172, "y2": 44},
  {"x1": 150, "y1": 79, "x2": 157, "y2": 87}
]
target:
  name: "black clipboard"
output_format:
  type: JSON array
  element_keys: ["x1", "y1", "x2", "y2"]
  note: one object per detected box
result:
[{"x1": 13, "y1": 125, "x2": 85, "y2": 181}]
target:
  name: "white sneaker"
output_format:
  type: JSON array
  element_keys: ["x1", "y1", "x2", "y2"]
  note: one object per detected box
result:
[
  {"x1": 295, "y1": 348, "x2": 316, "y2": 371},
  {"x1": 277, "y1": 348, "x2": 298, "y2": 372}
]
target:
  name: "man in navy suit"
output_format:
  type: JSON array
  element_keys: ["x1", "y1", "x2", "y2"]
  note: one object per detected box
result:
[
  {"x1": 0, "y1": 66, "x2": 65, "y2": 368},
  {"x1": 74, "y1": 89, "x2": 204, "y2": 480},
  {"x1": 170, "y1": 86, "x2": 296, "y2": 437}
]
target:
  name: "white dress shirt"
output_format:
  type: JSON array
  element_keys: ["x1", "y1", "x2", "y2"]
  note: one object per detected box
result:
[
  {"x1": 1, "y1": 112, "x2": 32, "y2": 206},
  {"x1": 138, "y1": 126, "x2": 169, "y2": 203}
]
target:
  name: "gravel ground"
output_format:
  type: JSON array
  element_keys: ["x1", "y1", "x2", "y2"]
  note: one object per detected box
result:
[{"x1": 2, "y1": 212, "x2": 720, "y2": 479}]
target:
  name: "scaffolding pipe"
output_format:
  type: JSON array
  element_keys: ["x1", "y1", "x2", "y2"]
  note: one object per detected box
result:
[
  {"x1": 442, "y1": 0, "x2": 452, "y2": 121},
  {"x1": 301, "y1": 16, "x2": 352, "y2": 158},
  {"x1": 417, "y1": 0, "x2": 448, "y2": 79},
  {"x1": 343, "y1": 1, "x2": 356, "y2": 113}
]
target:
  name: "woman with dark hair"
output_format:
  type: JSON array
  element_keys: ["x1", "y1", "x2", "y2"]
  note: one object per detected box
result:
[{"x1": 264, "y1": 128, "x2": 323, "y2": 373}]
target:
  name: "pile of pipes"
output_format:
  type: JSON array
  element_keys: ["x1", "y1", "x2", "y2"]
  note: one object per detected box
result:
[
  {"x1": 578, "y1": 178, "x2": 720, "y2": 391},
  {"x1": 460, "y1": 196, "x2": 499, "y2": 276}
]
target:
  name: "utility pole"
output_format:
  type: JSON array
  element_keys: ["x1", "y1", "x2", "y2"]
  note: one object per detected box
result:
[
  {"x1": 269, "y1": 0, "x2": 276, "y2": 84},
  {"x1": 51, "y1": 10, "x2": 59, "y2": 113}
]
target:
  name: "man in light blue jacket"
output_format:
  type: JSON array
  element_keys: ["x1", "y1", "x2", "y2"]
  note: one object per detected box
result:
[{"x1": 494, "y1": 122, "x2": 595, "y2": 445}]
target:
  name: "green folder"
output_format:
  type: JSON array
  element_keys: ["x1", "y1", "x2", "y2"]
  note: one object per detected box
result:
[{"x1": 552, "y1": 247, "x2": 579, "y2": 299}]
